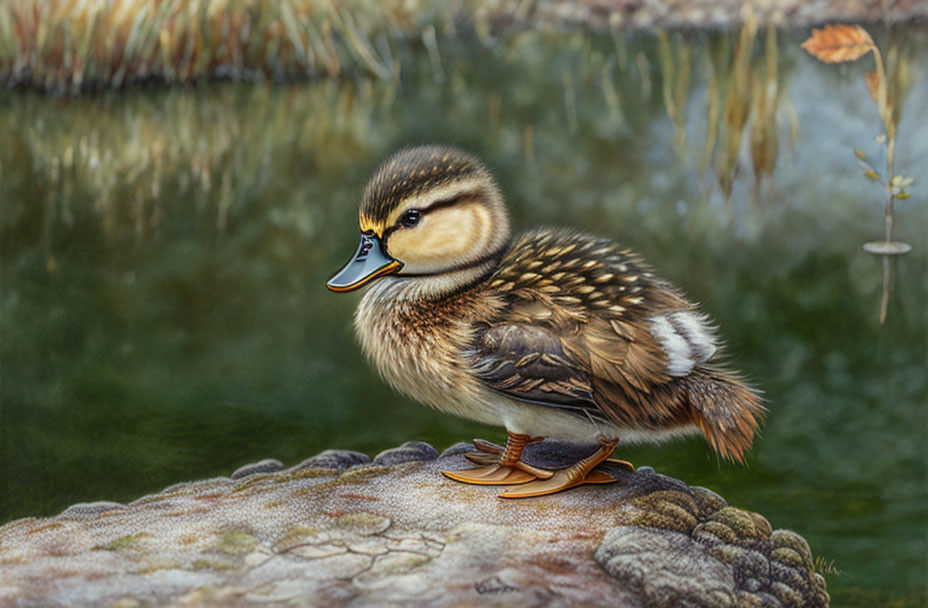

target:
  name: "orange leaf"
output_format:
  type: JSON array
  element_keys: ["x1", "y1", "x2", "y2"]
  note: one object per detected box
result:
[
  {"x1": 865, "y1": 71, "x2": 880, "y2": 102},
  {"x1": 800, "y1": 24, "x2": 875, "y2": 63}
]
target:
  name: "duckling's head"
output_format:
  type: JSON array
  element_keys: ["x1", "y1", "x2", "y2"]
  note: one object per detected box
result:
[{"x1": 327, "y1": 145, "x2": 510, "y2": 293}]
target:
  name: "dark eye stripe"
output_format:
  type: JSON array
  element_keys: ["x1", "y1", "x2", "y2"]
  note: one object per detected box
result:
[
  {"x1": 419, "y1": 191, "x2": 476, "y2": 214},
  {"x1": 382, "y1": 190, "x2": 479, "y2": 242}
]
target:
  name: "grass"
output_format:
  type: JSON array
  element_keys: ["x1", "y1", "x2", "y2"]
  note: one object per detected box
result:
[{"x1": 0, "y1": 0, "x2": 449, "y2": 93}]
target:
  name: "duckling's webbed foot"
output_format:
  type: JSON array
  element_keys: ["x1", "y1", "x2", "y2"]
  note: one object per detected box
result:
[
  {"x1": 462, "y1": 438, "x2": 554, "y2": 478},
  {"x1": 442, "y1": 463, "x2": 538, "y2": 485},
  {"x1": 442, "y1": 433, "x2": 554, "y2": 485},
  {"x1": 498, "y1": 438, "x2": 621, "y2": 498},
  {"x1": 606, "y1": 457, "x2": 636, "y2": 472},
  {"x1": 461, "y1": 438, "x2": 505, "y2": 465}
]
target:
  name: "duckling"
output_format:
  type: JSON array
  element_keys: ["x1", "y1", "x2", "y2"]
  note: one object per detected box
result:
[{"x1": 326, "y1": 145, "x2": 764, "y2": 498}]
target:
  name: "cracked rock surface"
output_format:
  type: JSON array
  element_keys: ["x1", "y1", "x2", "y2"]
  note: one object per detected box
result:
[{"x1": 0, "y1": 441, "x2": 828, "y2": 607}]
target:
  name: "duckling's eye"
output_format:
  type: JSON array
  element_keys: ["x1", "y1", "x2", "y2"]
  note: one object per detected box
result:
[{"x1": 400, "y1": 209, "x2": 422, "y2": 228}]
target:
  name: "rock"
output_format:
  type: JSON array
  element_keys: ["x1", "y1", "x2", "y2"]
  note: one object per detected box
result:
[
  {"x1": 595, "y1": 527, "x2": 737, "y2": 607},
  {"x1": 520, "y1": 0, "x2": 928, "y2": 29},
  {"x1": 372, "y1": 441, "x2": 439, "y2": 466},
  {"x1": 0, "y1": 440, "x2": 829, "y2": 607},
  {"x1": 522, "y1": 438, "x2": 601, "y2": 469},
  {"x1": 230, "y1": 458, "x2": 285, "y2": 479},
  {"x1": 438, "y1": 441, "x2": 476, "y2": 458},
  {"x1": 291, "y1": 449, "x2": 371, "y2": 472},
  {"x1": 59, "y1": 501, "x2": 126, "y2": 518}
]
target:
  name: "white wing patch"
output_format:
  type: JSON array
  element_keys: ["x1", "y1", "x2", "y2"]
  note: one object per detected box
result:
[{"x1": 649, "y1": 311, "x2": 718, "y2": 377}]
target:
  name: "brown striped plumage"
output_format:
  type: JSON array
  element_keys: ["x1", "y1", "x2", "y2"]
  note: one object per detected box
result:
[
  {"x1": 334, "y1": 145, "x2": 765, "y2": 491},
  {"x1": 470, "y1": 228, "x2": 765, "y2": 462}
]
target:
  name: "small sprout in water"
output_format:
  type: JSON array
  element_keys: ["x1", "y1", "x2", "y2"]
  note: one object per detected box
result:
[{"x1": 802, "y1": 23, "x2": 916, "y2": 324}]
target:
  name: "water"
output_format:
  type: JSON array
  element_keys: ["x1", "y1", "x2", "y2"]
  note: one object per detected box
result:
[{"x1": 1, "y1": 27, "x2": 926, "y2": 606}]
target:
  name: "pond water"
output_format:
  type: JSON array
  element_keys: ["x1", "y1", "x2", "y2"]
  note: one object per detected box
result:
[{"x1": 1, "y1": 25, "x2": 926, "y2": 606}]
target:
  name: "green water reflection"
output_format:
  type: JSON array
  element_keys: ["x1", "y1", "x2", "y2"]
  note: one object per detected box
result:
[{"x1": 1, "y1": 28, "x2": 926, "y2": 606}]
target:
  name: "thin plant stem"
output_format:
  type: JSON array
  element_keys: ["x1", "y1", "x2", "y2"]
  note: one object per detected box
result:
[
  {"x1": 879, "y1": 136, "x2": 896, "y2": 325},
  {"x1": 876, "y1": 47, "x2": 895, "y2": 325},
  {"x1": 879, "y1": 256, "x2": 890, "y2": 324},
  {"x1": 884, "y1": 136, "x2": 896, "y2": 245}
]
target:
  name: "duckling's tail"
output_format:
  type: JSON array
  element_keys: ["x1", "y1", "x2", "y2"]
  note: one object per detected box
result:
[{"x1": 683, "y1": 366, "x2": 766, "y2": 463}]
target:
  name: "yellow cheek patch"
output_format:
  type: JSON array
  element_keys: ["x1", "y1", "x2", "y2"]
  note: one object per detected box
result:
[{"x1": 386, "y1": 202, "x2": 491, "y2": 269}]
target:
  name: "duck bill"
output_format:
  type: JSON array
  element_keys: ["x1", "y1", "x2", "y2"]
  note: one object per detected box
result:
[{"x1": 326, "y1": 233, "x2": 403, "y2": 292}]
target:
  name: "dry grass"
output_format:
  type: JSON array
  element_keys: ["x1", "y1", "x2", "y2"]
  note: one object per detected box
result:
[{"x1": 0, "y1": 0, "x2": 443, "y2": 93}]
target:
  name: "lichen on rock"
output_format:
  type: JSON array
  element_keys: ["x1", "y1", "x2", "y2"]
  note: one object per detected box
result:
[{"x1": 0, "y1": 441, "x2": 829, "y2": 607}]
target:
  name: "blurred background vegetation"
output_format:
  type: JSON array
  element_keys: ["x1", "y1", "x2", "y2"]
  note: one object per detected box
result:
[
  {"x1": 1, "y1": 2, "x2": 926, "y2": 606},
  {"x1": 1, "y1": 0, "x2": 435, "y2": 91}
]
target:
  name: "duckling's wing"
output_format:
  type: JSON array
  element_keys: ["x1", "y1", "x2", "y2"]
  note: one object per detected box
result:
[
  {"x1": 469, "y1": 322, "x2": 609, "y2": 423},
  {"x1": 470, "y1": 314, "x2": 684, "y2": 426},
  {"x1": 562, "y1": 315, "x2": 686, "y2": 425}
]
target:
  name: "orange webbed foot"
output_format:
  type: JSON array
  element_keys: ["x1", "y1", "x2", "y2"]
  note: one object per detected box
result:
[
  {"x1": 442, "y1": 464, "x2": 538, "y2": 485},
  {"x1": 442, "y1": 434, "x2": 553, "y2": 486},
  {"x1": 498, "y1": 438, "x2": 622, "y2": 499}
]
